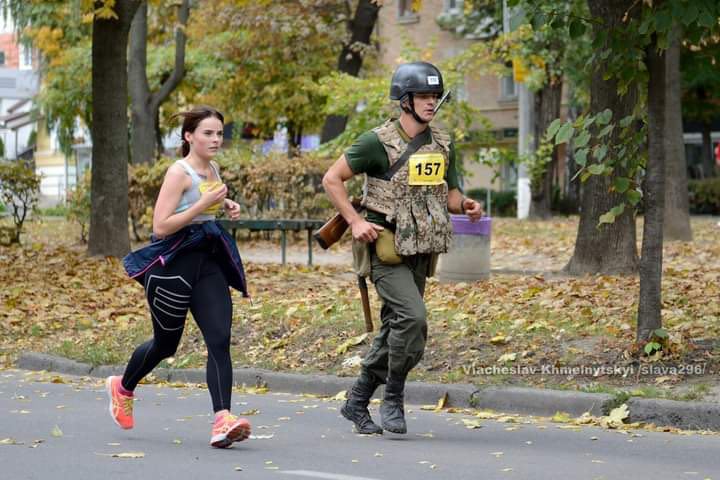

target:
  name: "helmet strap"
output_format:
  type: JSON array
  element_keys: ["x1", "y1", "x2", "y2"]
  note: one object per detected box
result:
[{"x1": 400, "y1": 93, "x2": 429, "y2": 125}]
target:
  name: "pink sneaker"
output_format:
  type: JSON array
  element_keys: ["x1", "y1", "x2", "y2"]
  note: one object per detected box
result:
[
  {"x1": 106, "y1": 376, "x2": 134, "y2": 430},
  {"x1": 210, "y1": 411, "x2": 251, "y2": 448}
]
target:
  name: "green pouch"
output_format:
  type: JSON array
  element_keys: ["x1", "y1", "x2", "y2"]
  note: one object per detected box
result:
[
  {"x1": 375, "y1": 229, "x2": 402, "y2": 265},
  {"x1": 352, "y1": 238, "x2": 371, "y2": 277}
]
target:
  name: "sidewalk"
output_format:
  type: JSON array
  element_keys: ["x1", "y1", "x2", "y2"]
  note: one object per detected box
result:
[{"x1": 16, "y1": 352, "x2": 720, "y2": 432}]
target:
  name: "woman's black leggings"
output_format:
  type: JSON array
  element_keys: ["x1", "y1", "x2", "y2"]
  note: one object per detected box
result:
[{"x1": 121, "y1": 249, "x2": 234, "y2": 412}]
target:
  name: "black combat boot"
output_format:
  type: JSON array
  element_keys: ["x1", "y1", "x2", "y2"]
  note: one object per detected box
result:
[
  {"x1": 341, "y1": 370, "x2": 383, "y2": 435},
  {"x1": 380, "y1": 376, "x2": 407, "y2": 434}
]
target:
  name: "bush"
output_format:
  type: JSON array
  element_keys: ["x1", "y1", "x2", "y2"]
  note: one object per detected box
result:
[
  {"x1": 40, "y1": 204, "x2": 69, "y2": 217},
  {"x1": 0, "y1": 161, "x2": 41, "y2": 244},
  {"x1": 688, "y1": 177, "x2": 720, "y2": 215},
  {"x1": 466, "y1": 188, "x2": 517, "y2": 217},
  {"x1": 66, "y1": 171, "x2": 91, "y2": 243},
  {"x1": 127, "y1": 149, "x2": 337, "y2": 240}
]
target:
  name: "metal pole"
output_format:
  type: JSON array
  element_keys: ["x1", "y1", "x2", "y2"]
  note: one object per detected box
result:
[
  {"x1": 505, "y1": 0, "x2": 532, "y2": 219},
  {"x1": 281, "y1": 230, "x2": 287, "y2": 265},
  {"x1": 307, "y1": 228, "x2": 313, "y2": 266}
]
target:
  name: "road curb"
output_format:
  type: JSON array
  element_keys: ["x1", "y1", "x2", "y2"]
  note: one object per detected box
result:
[
  {"x1": 16, "y1": 352, "x2": 720, "y2": 431},
  {"x1": 472, "y1": 386, "x2": 613, "y2": 417}
]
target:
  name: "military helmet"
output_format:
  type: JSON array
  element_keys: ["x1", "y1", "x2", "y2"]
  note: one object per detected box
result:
[{"x1": 389, "y1": 62, "x2": 444, "y2": 100}]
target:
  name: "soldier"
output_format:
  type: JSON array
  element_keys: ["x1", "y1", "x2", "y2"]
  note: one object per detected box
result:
[{"x1": 322, "y1": 62, "x2": 484, "y2": 434}]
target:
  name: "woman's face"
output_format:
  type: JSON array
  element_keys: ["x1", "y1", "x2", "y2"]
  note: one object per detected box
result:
[{"x1": 186, "y1": 116, "x2": 224, "y2": 159}]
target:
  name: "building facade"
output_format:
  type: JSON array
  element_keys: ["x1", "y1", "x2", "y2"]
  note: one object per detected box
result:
[{"x1": 376, "y1": 0, "x2": 519, "y2": 192}]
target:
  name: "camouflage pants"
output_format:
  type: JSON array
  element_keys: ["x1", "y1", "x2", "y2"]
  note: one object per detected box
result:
[{"x1": 362, "y1": 251, "x2": 431, "y2": 382}]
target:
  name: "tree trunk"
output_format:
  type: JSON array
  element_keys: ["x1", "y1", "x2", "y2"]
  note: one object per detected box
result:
[
  {"x1": 529, "y1": 79, "x2": 562, "y2": 220},
  {"x1": 564, "y1": 0, "x2": 639, "y2": 275},
  {"x1": 287, "y1": 122, "x2": 303, "y2": 157},
  {"x1": 89, "y1": 0, "x2": 141, "y2": 257},
  {"x1": 638, "y1": 35, "x2": 666, "y2": 341},
  {"x1": 129, "y1": 0, "x2": 189, "y2": 164},
  {"x1": 701, "y1": 119, "x2": 715, "y2": 178},
  {"x1": 663, "y1": 24, "x2": 692, "y2": 241},
  {"x1": 320, "y1": 0, "x2": 381, "y2": 143}
]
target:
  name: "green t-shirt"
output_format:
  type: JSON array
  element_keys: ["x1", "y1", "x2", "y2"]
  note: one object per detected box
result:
[{"x1": 345, "y1": 121, "x2": 460, "y2": 228}]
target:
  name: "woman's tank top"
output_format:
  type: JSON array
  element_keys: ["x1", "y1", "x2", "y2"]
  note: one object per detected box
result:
[{"x1": 174, "y1": 159, "x2": 222, "y2": 223}]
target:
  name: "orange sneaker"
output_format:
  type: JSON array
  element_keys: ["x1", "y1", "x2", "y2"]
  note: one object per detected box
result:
[
  {"x1": 106, "y1": 376, "x2": 134, "y2": 430},
  {"x1": 210, "y1": 411, "x2": 251, "y2": 448}
]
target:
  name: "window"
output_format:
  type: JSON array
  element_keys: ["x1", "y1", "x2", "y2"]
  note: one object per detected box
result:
[
  {"x1": 500, "y1": 75, "x2": 517, "y2": 101},
  {"x1": 443, "y1": 0, "x2": 463, "y2": 13},
  {"x1": 398, "y1": 0, "x2": 419, "y2": 24},
  {"x1": 19, "y1": 44, "x2": 33, "y2": 70}
]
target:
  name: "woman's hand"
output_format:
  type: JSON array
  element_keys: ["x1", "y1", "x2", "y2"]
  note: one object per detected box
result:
[
  {"x1": 223, "y1": 198, "x2": 241, "y2": 220},
  {"x1": 198, "y1": 183, "x2": 227, "y2": 210}
]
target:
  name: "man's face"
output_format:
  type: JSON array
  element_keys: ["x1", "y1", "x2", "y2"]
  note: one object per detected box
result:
[{"x1": 411, "y1": 93, "x2": 439, "y2": 122}]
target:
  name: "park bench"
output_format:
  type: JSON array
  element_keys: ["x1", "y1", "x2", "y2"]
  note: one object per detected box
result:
[{"x1": 218, "y1": 218, "x2": 326, "y2": 266}]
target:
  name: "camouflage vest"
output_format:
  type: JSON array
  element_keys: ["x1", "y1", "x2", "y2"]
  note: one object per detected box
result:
[{"x1": 362, "y1": 120, "x2": 453, "y2": 256}]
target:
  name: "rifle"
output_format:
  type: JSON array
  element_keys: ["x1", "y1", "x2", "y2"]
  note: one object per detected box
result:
[
  {"x1": 313, "y1": 197, "x2": 363, "y2": 250},
  {"x1": 434, "y1": 90, "x2": 452, "y2": 114}
]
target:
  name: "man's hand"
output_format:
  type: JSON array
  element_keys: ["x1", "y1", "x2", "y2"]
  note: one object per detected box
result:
[
  {"x1": 462, "y1": 197, "x2": 484, "y2": 222},
  {"x1": 351, "y1": 218, "x2": 384, "y2": 243}
]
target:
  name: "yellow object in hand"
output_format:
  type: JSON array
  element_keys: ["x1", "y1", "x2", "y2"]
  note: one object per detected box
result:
[{"x1": 198, "y1": 180, "x2": 223, "y2": 215}]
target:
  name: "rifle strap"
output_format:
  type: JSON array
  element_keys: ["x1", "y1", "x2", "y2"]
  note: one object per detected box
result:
[{"x1": 381, "y1": 126, "x2": 432, "y2": 181}]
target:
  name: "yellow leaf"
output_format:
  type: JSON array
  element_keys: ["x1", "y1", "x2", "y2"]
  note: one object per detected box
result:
[
  {"x1": 335, "y1": 333, "x2": 369, "y2": 355},
  {"x1": 0, "y1": 438, "x2": 22, "y2": 445},
  {"x1": 551, "y1": 411, "x2": 572, "y2": 423},
  {"x1": 51, "y1": 425, "x2": 63, "y2": 437},
  {"x1": 497, "y1": 352, "x2": 517, "y2": 363},
  {"x1": 600, "y1": 403, "x2": 629, "y2": 429},
  {"x1": 435, "y1": 392, "x2": 448, "y2": 411},
  {"x1": 462, "y1": 419, "x2": 482, "y2": 429}
]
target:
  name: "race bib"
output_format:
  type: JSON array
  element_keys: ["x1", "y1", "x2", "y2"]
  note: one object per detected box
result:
[{"x1": 408, "y1": 153, "x2": 445, "y2": 186}]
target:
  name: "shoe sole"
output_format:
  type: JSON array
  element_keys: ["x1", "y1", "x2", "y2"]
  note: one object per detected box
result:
[
  {"x1": 382, "y1": 425, "x2": 407, "y2": 434},
  {"x1": 106, "y1": 376, "x2": 133, "y2": 430},
  {"x1": 341, "y1": 404, "x2": 383, "y2": 435},
  {"x1": 211, "y1": 422, "x2": 251, "y2": 448}
]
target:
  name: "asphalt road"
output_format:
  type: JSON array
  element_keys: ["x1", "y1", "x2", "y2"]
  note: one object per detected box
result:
[{"x1": 1, "y1": 370, "x2": 719, "y2": 480}]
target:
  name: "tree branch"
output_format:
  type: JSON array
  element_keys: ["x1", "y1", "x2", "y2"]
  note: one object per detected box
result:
[
  {"x1": 129, "y1": 0, "x2": 150, "y2": 113},
  {"x1": 150, "y1": 0, "x2": 189, "y2": 111}
]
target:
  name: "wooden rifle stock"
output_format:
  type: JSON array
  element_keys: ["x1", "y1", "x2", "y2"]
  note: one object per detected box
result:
[
  {"x1": 358, "y1": 276, "x2": 373, "y2": 332},
  {"x1": 313, "y1": 197, "x2": 363, "y2": 250}
]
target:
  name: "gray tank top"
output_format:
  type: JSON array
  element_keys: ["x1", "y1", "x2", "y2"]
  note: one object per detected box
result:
[{"x1": 174, "y1": 159, "x2": 222, "y2": 223}]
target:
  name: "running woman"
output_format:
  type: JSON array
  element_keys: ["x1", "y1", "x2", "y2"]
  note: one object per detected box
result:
[{"x1": 109, "y1": 106, "x2": 251, "y2": 448}]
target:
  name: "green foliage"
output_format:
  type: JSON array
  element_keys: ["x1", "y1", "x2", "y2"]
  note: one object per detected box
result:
[
  {"x1": 436, "y1": 0, "x2": 503, "y2": 40},
  {"x1": 2, "y1": 0, "x2": 94, "y2": 155},
  {"x1": 128, "y1": 157, "x2": 172, "y2": 238},
  {"x1": 319, "y1": 40, "x2": 493, "y2": 156},
  {"x1": 681, "y1": 31, "x2": 720, "y2": 126},
  {"x1": 547, "y1": 109, "x2": 646, "y2": 224},
  {"x1": 40, "y1": 204, "x2": 68, "y2": 216},
  {"x1": 190, "y1": 0, "x2": 347, "y2": 141},
  {"x1": 688, "y1": 177, "x2": 720, "y2": 215},
  {"x1": 65, "y1": 170, "x2": 91, "y2": 242},
  {"x1": 0, "y1": 161, "x2": 41, "y2": 244},
  {"x1": 643, "y1": 328, "x2": 669, "y2": 356},
  {"x1": 524, "y1": 138, "x2": 554, "y2": 192}
]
